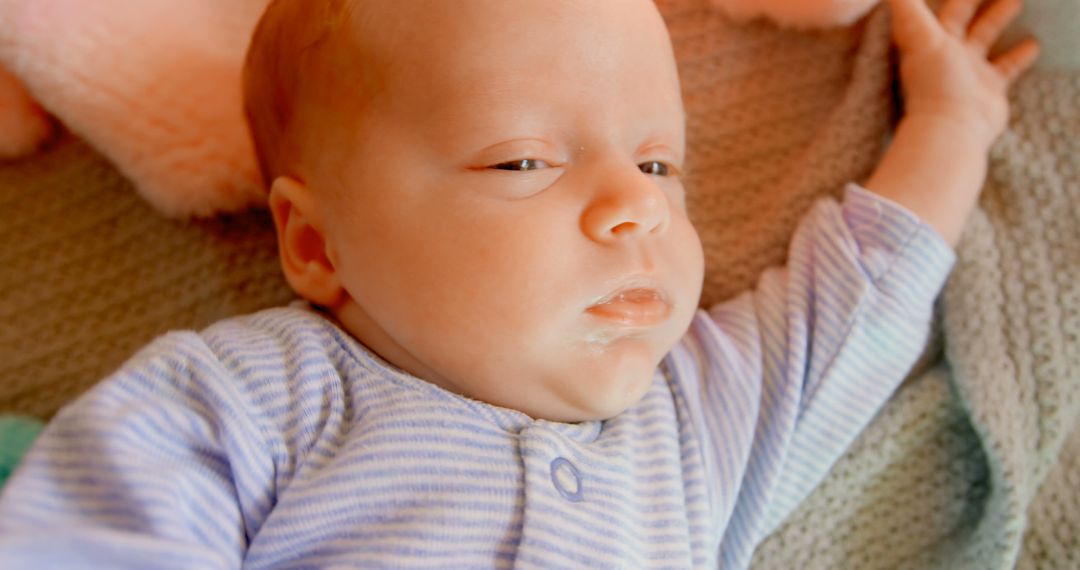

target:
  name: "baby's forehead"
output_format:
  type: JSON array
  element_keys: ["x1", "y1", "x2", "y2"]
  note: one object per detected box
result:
[
  {"x1": 330, "y1": 0, "x2": 671, "y2": 65},
  {"x1": 331, "y1": 0, "x2": 678, "y2": 94},
  {"x1": 319, "y1": 0, "x2": 684, "y2": 147}
]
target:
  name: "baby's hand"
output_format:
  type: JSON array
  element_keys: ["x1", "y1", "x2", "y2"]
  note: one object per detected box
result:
[{"x1": 888, "y1": 0, "x2": 1039, "y2": 147}]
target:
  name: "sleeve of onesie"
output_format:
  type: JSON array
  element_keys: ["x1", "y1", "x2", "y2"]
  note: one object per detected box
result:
[
  {"x1": 0, "y1": 333, "x2": 275, "y2": 569},
  {"x1": 699, "y1": 183, "x2": 956, "y2": 563}
]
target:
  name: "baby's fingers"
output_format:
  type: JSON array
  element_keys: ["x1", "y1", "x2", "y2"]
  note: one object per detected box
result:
[
  {"x1": 993, "y1": 37, "x2": 1040, "y2": 84},
  {"x1": 968, "y1": 0, "x2": 1024, "y2": 55},
  {"x1": 937, "y1": 0, "x2": 981, "y2": 36},
  {"x1": 887, "y1": 0, "x2": 943, "y2": 53}
]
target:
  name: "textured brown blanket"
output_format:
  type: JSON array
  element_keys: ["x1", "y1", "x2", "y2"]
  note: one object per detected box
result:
[{"x1": 1, "y1": 1, "x2": 1077, "y2": 567}]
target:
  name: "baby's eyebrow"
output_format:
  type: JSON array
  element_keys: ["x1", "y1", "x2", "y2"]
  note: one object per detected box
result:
[{"x1": 638, "y1": 126, "x2": 687, "y2": 154}]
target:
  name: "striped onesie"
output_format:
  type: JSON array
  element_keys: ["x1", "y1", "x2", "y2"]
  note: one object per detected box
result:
[{"x1": 0, "y1": 185, "x2": 954, "y2": 569}]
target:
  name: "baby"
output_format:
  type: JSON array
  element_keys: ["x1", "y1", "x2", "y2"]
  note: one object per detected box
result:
[{"x1": 0, "y1": 0, "x2": 1036, "y2": 568}]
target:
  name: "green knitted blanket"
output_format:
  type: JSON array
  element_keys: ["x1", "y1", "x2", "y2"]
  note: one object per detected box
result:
[
  {"x1": 0, "y1": 416, "x2": 43, "y2": 488},
  {"x1": 749, "y1": 69, "x2": 1080, "y2": 569}
]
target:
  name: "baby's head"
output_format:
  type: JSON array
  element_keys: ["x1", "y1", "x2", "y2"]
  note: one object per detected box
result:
[{"x1": 243, "y1": 0, "x2": 705, "y2": 422}]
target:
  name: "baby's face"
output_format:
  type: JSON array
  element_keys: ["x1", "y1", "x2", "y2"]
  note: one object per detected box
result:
[{"x1": 310, "y1": 0, "x2": 704, "y2": 422}]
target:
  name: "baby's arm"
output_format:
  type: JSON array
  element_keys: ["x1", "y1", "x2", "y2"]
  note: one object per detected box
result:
[
  {"x1": 0, "y1": 334, "x2": 261, "y2": 568},
  {"x1": 865, "y1": 0, "x2": 1039, "y2": 246}
]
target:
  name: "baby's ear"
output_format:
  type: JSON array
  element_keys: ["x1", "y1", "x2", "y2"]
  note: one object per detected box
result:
[{"x1": 268, "y1": 176, "x2": 346, "y2": 308}]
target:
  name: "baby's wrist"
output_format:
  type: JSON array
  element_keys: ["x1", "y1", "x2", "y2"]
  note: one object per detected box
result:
[
  {"x1": 865, "y1": 112, "x2": 992, "y2": 246},
  {"x1": 900, "y1": 103, "x2": 1004, "y2": 152}
]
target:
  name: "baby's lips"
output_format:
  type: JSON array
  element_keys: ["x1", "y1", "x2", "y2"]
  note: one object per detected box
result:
[{"x1": 586, "y1": 287, "x2": 672, "y2": 326}]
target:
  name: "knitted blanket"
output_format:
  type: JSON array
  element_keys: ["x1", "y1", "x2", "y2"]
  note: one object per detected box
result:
[
  {"x1": 0, "y1": 1, "x2": 1076, "y2": 567},
  {"x1": 0, "y1": 416, "x2": 42, "y2": 488}
]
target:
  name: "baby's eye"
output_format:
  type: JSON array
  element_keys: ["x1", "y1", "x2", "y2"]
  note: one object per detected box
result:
[
  {"x1": 639, "y1": 161, "x2": 671, "y2": 177},
  {"x1": 491, "y1": 159, "x2": 550, "y2": 171}
]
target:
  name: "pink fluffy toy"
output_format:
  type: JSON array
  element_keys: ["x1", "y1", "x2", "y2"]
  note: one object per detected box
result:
[
  {"x1": 0, "y1": 0, "x2": 272, "y2": 217},
  {"x1": 0, "y1": 0, "x2": 879, "y2": 218}
]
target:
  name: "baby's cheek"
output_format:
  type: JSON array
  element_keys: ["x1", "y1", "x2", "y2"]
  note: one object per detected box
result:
[{"x1": 673, "y1": 227, "x2": 706, "y2": 300}]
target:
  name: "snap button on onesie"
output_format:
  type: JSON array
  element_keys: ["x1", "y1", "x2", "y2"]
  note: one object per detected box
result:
[{"x1": 549, "y1": 457, "x2": 583, "y2": 502}]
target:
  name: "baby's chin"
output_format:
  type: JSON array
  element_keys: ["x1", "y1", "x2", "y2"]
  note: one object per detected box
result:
[{"x1": 539, "y1": 343, "x2": 664, "y2": 423}]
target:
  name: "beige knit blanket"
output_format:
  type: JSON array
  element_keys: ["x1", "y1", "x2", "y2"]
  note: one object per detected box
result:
[{"x1": 1, "y1": 1, "x2": 1077, "y2": 567}]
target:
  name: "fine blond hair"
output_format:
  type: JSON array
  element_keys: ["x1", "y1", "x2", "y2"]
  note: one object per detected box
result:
[{"x1": 242, "y1": 0, "x2": 361, "y2": 188}]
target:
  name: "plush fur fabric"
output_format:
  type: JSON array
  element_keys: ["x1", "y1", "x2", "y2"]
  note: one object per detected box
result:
[{"x1": 0, "y1": 0, "x2": 270, "y2": 217}]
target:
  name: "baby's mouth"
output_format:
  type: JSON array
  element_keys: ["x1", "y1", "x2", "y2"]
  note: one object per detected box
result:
[{"x1": 586, "y1": 287, "x2": 672, "y2": 326}]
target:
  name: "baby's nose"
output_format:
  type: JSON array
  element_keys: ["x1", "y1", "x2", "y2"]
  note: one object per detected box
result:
[{"x1": 581, "y1": 165, "x2": 671, "y2": 243}]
